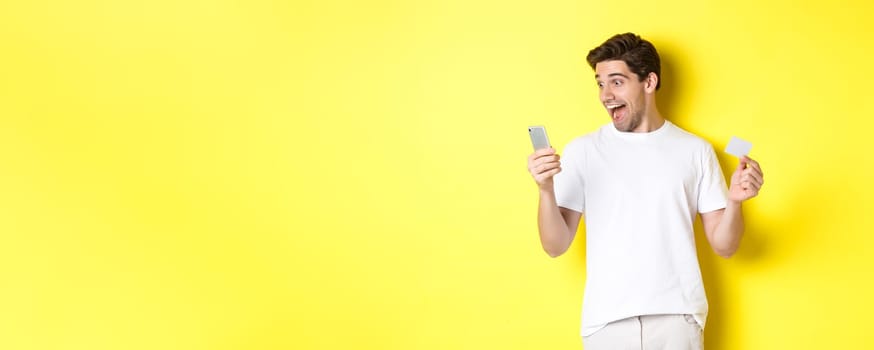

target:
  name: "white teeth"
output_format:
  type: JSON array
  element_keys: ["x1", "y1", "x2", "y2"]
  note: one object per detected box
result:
[{"x1": 606, "y1": 104, "x2": 625, "y2": 109}]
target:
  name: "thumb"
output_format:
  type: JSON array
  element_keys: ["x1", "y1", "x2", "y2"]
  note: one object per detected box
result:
[{"x1": 736, "y1": 156, "x2": 748, "y2": 172}]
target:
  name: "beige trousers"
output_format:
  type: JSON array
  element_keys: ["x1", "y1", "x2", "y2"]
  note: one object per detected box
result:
[{"x1": 582, "y1": 314, "x2": 703, "y2": 350}]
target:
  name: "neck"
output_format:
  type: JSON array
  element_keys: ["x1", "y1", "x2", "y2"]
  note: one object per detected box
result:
[
  {"x1": 631, "y1": 108, "x2": 665, "y2": 132},
  {"x1": 631, "y1": 105, "x2": 665, "y2": 133}
]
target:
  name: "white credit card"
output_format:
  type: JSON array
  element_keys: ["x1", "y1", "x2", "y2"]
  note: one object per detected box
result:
[{"x1": 725, "y1": 136, "x2": 752, "y2": 157}]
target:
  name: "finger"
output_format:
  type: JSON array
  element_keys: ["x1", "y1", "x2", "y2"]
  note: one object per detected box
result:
[
  {"x1": 532, "y1": 161, "x2": 558, "y2": 174},
  {"x1": 537, "y1": 154, "x2": 560, "y2": 163},
  {"x1": 741, "y1": 163, "x2": 763, "y2": 182},
  {"x1": 740, "y1": 177, "x2": 762, "y2": 191},
  {"x1": 742, "y1": 170, "x2": 763, "y2": 185},
  {"x1": 531, "y1": 156, "x2": 560, "y2": 171},
  {"x1": 536, "y1": 167, "x2": 562, "y2": 182},
  {"x1": 745, "y1": 157, "x2": 763, "y2": 174},
  {"x1": 535, "y1": 147, "x2": 556, "y2": 157},
  {"x1": 746, "y1": 179, "x2": 761, "y2": 190},
  {"x1": 531, "y1": 152, "x2": 560, "y2": 166},
  {"x1": 528, "y1": 148, "x2": 555, "y2": 162},
  {"x1": 549, "y1": 167, "x2": 562, "y2": 177},
  {"x1": 536, "y1": 161, "x2": 561, "y2": 174},
  {"x1": 529, "y1": 155, "x2": 557, "y2": 172},
  {"x1": 736, "y1": 156, "x2": 747, "y2": 172},
  {"x1": 746, "y1": 165, "x2": 763, "y2": 182}
]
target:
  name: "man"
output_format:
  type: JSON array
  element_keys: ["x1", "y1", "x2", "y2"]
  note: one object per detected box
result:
[{"x1": 526, "y1": 33, "x2": 764, "y2": 349}]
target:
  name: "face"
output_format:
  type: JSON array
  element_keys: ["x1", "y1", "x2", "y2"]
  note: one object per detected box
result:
[{"x1": 594, "y1": 60, "x2": 648, "y2": 132}]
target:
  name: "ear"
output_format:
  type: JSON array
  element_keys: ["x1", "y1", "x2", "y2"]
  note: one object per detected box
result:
[{"x1": 644, "y1": 72, "x2": 659, "y2": 93}]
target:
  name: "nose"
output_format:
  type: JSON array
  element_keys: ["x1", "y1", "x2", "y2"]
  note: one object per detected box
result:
[{"x1": 600, "y1": 84, "x2": 614, "y2": 102}]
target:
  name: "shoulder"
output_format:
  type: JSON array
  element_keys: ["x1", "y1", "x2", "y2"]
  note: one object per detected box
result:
[
  {"x1": 563, "y1": 124, "x2": 610, "y2": 152},
  {"x1": 665, "y1": 122, "x2": 715, "y2": 152}
]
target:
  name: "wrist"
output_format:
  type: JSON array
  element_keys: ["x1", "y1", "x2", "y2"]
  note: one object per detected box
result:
[
  {"x1": 539, "y1": 185, "x2": 555, "y2": 196},
  {"x1": 726, "y1": 199, "x2": 742, "y2": 210}
]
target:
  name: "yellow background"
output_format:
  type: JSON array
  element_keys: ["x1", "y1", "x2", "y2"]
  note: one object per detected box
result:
[{"x1": 1, "y1": 0, "x2": 872, "y2": 349}]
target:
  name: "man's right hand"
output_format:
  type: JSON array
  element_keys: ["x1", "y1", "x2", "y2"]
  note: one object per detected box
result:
[{"x1": 527, "y1": 147, "x2": 562, "y2": 190}]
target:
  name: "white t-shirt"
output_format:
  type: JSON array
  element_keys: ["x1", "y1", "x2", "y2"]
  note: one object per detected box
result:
[{"x1": 553, "y1": 120, "x2": 728, "y2": 337}]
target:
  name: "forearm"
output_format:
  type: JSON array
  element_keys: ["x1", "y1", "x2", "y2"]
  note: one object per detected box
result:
[
  {"x1": 538, "y1": 189, "x2": 573, "y2": 257},
  {"x1": 711, "y1": 200, "x2": 745, "y2": 258}
]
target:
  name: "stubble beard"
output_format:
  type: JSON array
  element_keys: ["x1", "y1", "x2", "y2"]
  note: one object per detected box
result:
[{"x1": 621, "y1": 109, "x2": 643, "y2": 132}]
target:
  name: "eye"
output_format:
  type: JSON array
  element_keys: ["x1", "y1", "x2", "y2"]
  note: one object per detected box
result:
[
  {"x1": 597, "y1": 82, "x2": 604, "y2": 89},
  {"x1": 613, "y1": 80, "x2": 623, "y2": 87}
]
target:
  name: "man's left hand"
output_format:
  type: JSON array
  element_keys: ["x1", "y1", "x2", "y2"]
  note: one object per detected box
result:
[{"x1": 728, "y1": 156, "x2": 764, "y2": 202}]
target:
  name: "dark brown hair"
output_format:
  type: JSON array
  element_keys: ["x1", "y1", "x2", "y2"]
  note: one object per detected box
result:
[{"x1": 586, "y1": 33, "x2": 661, "y2": 90}]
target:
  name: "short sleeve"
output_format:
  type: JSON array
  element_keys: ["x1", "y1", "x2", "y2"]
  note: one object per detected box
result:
[
  {"x1": 554, "y1": 141, "x2": 585, "y2": 213},
  {"x1": 697, "y1": 144, "x2": 728, "y2": 213}
]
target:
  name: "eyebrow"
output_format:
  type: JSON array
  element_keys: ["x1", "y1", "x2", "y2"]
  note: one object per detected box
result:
[{"x1": 594, "y1": 73, "x2": 630, "y2": 80}]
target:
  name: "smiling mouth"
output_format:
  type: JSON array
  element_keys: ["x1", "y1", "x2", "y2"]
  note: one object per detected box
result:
[{"x1": 606, "y1": 103, "x2": 627, "y2": 119}]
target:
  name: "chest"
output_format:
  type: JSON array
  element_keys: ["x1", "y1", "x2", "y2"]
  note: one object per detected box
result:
[{"x1": 584, "y1": 143, "x2": 701, "y2": 201}]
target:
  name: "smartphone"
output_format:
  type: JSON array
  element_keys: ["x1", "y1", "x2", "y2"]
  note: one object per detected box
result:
[{"x1": 528, "y1": 126, "x2": 551, "y2": 151}]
